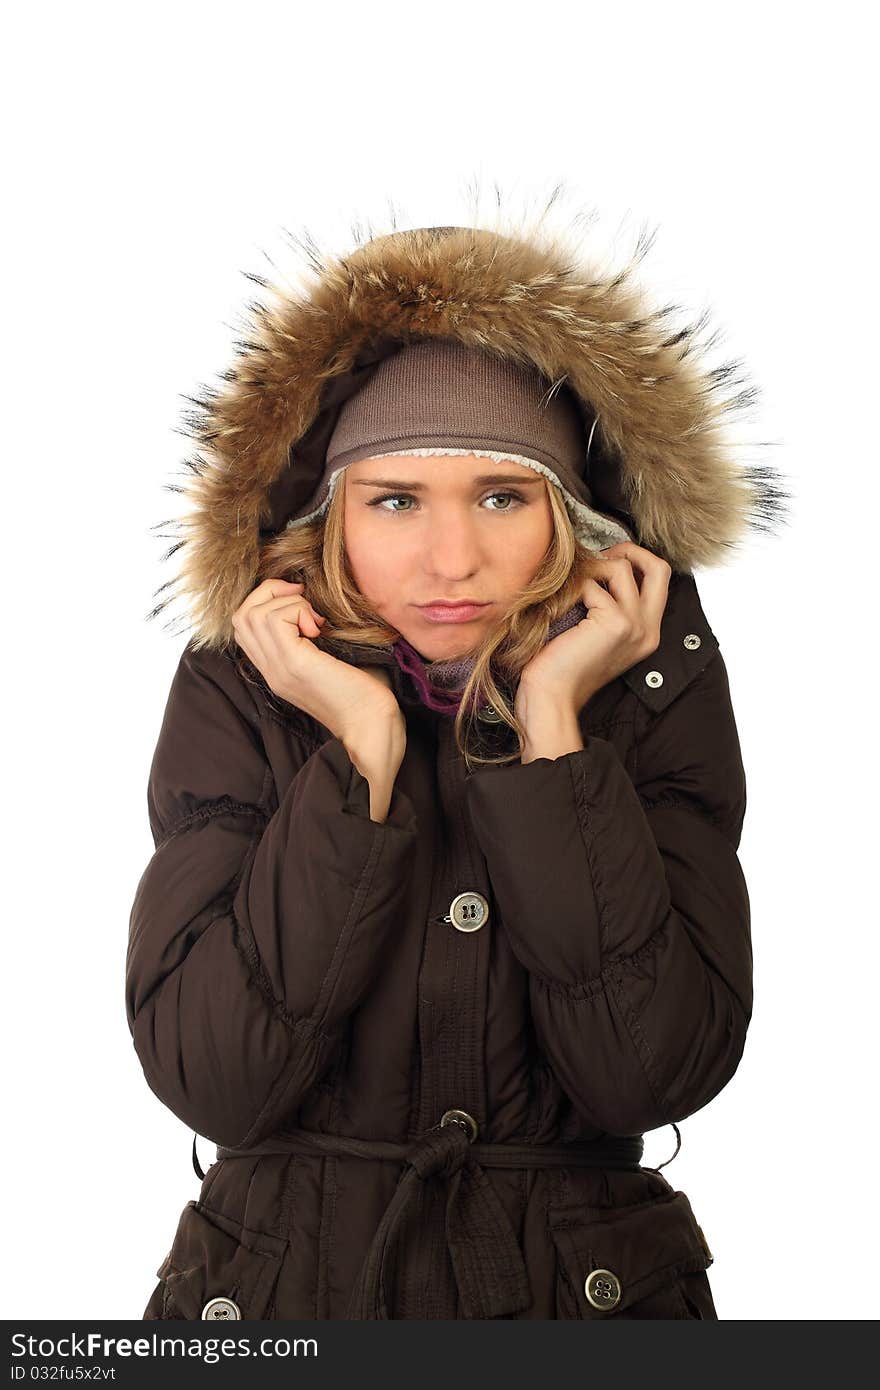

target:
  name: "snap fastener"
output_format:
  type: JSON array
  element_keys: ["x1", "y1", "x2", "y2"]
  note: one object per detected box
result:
[
  {"x1": 449, "y1": 890, "x2": 490, "y2": 932},
  {"x1": 645, "y1": 670, "x2": 664, "y2": 688},
  {"x1": 201, "y1": 1295, "x2": 242, "y2": 1320},
  {"x1": 683, "y1": 633, "x2": 702, "y2": 650},
  {"x1": 440, "y1": 1108, "x2": 479, "y2": 1141},
  {"x1": 584, "y1": 1268, "x2": 622, "y2": 1311},
  {"x1": 476, "y1": 702, "x2": 505, "y2": 724}
]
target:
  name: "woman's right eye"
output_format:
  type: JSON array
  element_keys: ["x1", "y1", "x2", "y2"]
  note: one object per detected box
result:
[{"x1": 367, "y1": 493, "x2": 415, "y2": 512}]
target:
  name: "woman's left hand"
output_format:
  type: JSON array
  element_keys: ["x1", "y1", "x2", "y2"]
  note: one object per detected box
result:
[{"x1": 515, "y1": 542, "x2": 672, "y2": 714}]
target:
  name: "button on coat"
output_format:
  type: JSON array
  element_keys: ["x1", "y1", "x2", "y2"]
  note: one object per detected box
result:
[
  {"x1": 201, "y1": 1296, "x2": 241, "y2": 1320},
  {"x1": 585, "y1": 1269, "x2": 622, "y2": 1311},
  {"x1": 449, "y1": 891, "x2": 490, "y2": 933}
]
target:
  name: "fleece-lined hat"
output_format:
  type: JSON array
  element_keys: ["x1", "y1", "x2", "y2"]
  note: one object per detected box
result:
[{"x1": 284, "y1": 336, "x2": 633, "y2": 552}]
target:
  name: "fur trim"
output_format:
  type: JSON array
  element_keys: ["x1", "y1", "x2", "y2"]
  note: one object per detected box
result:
[{"x1": 147, "y1": 190, "x2": 791, "y2": 650}]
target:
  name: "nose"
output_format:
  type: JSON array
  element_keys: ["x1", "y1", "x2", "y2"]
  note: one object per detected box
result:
[{"x1": 422, "y1": 510, "x2": 485, "y2": 581}]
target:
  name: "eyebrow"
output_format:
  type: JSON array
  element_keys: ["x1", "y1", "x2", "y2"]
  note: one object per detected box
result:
[{"x1": 350, "y1": 474, "x2": 544, "y2": 490}]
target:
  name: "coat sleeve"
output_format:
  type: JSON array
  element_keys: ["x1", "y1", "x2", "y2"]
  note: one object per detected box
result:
[
  {"x1": 125, "y1": 640, "x2": 419, "y2": 1148},
  {"x1": 465, "y1": 644, "x2": 751, "y2": 1137}
]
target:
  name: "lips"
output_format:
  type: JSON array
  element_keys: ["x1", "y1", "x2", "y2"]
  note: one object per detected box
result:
[{"x1": 416, "y1": 601, "x2": 490, "y2": 624}]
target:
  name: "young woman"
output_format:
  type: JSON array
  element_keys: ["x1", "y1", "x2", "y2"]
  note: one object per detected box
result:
[{"x1": 127, "y1": 218, "x2": 788, "y2": 1320}]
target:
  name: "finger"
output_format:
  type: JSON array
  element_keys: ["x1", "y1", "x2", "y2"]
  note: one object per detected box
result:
[
  {"x1": 599, "y1": 541, "x2": 655, "y2": 559},
  {"x1": 235, "y1": 596, "x2": 320, "y2": 674},
  {"x1": 246, "y1": 592, "x2": 323, "y2": 629},
  {"x1": 580, "y1": 576, "x2": 618, "y2": 612},
  {"x1": 599, "y1": 542, "x2": 668, "y2": 583},
  {"x1": 274, "y1": 601, "x2": 323, "y2": 637},
  {"x1": 234, "y1": 579, "x2": 304, "y2": 629},
  {"x1": 584, "y1": 556, "x2": 641, "y2": 616},
  {"x1": 605, "y1": 546, "x2": 672, "y2": 621},
  {"x1": 262, "y1": 601, "x2": 324, "y2": 660},
  {"x1": 237, "y1": 578, "x2": 303, "y2": 615},
  {"x1": 597, "y1": 544, "x2": 671, "y2": 623},
  {"x1": 635, "y1": 559, "x2": 671, "y2": 632},
  {"x1": 275, "y1": 602, "x2": 325, "y2": 635}
]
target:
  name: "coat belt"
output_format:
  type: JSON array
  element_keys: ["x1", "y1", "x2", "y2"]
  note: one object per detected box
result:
[{"x1": 209, "y1": 1122, "x2": 644, "y2": 1320}]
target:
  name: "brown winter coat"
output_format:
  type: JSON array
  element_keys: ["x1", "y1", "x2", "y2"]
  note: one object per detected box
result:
[{"x1": 126, "y1": 219, "x2": 788, "y2": 1320}]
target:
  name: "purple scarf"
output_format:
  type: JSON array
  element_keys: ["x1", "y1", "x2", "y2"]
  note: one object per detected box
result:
[{"x1": 391, "y1": 600, "x2": 589, "y2": 714}]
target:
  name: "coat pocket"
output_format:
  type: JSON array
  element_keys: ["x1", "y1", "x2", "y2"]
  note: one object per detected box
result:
[
  {"x1": 547, "y1": 1188, "x2": 715, "y2": 1319},
  {"x1": 144, "y1": 1200, "x2": 287, "y2": 1321}
]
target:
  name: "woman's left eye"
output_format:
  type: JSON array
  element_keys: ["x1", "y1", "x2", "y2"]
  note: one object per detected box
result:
[
  {"x1": 367, "y1": 490, "x2": 527, "y2": 513},
  {"x1": 484, "y1": 491, "x2": 525, "y2": 510}
]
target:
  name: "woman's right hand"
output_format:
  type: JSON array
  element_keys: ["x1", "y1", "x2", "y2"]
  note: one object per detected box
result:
[{"x1": 231, "y1": 578, "x2": 403, "y2": 749}]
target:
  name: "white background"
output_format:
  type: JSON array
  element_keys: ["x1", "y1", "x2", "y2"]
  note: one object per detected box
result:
[{"x1": 4, "y1": 0, "x2": 877, "y2": 1322}]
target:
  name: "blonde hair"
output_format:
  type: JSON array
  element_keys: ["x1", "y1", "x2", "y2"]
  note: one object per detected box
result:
[{"x1": 258, "y1": 472, "x2": 604, "y2": 769}]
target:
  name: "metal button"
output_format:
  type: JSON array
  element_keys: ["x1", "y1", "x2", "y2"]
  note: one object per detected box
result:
[
  {"x1": 644, "y1": 670, "x2": 664, "y2": 688},
  {"x1": 201, "y1": 1295, "x2": 242, "y2": 1320},
  {"x1": 584, "y1": 1268, "x2": 622, "y2": 1311},
  {"x1": 476, "y1": 702, "x2": 505, "y2": 724},
  {"x1": 683, "y1": 633, "x2": 701, "y2": 650},
  {"x1": 449, "y1": 890, "x2": 489, "y2": 932},
  {"x1": 440, "y1": 1108, "x2": 479, "y2": 1141}
]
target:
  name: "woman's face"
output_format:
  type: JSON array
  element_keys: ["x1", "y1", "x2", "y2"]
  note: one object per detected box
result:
[{"x1": 342, "y1": 453, "x2": 554, "y2": 659}]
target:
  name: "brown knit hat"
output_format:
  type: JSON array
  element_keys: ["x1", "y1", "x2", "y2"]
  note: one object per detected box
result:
[{"x1": 284, "y1": 337, "x2": 632, "y2": 551}]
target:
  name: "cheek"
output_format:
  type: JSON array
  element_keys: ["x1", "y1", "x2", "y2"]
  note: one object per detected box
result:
[
  {"x1": 344, "y1": 518, "x2": 413, "y2": 605},
  {"x1": 500, "y1": 510, "x2": 554, "y2": 576}
]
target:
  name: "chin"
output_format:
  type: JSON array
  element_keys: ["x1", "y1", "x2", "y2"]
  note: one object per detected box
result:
[{"x1": 392, "y1": 610, "x2": 493, "y2": 661}]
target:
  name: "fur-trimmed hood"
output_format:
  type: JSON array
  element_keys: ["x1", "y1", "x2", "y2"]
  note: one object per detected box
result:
[{"x1": 148, "y1": 210, "x2": 790, "y2": 651}]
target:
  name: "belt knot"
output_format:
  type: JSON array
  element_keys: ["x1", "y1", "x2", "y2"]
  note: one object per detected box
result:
[
  {"x1": 347, "y1": 1114, "x2": 532, "y2": 1319},
  {"x1": 408, "y1": 1119, "x2": 472, "y2": 1180}
]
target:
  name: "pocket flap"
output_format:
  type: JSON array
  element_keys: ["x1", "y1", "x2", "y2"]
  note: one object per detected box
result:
[
  {"x1": 548, "y1": 1189, "x2": 713, "y2": 1317},
  {"x1": 155, "y1": 1200, "x2": 287, "y2": 1321}
]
